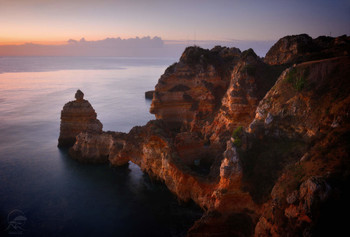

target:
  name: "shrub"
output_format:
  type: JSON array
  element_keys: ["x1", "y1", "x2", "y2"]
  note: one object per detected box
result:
[
  {"x1": 232, "y1": 126, "x2": 243, "y2": 147},
  {"x1": 285, "y1": 67, "x2": 308, "y2": 92},
  {"x1": 295, "y1": 76, "x2": 305, "y2": 91},
  {"x1": 286, "y1": 68, "x2": 297, "y2": 83}
]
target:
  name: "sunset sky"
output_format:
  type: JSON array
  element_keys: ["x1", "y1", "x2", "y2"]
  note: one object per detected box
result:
[{"x1": 1, "y1": 0, "x2": 349, "y2": 45}]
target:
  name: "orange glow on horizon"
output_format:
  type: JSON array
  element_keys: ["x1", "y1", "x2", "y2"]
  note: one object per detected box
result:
[
  {"x1": 0, "y1": 34, "x2": 159, "y2": 46},
  {"x1": 0, "y1": 40, "x2": 68, "y2": 46}
]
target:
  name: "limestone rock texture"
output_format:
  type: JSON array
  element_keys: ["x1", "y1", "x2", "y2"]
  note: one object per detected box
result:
[
  {"x1": 150, "y1": 46, "x2": 241, "y2": 130},
  {"x1": 251, "y1": 56, "x2": 350, "y2": 237},
  {"x1": 62, "y1": 34, "x2": 350, "y2": 236},
  {"x1": 201, "y1": 49, "x2": 286, "y2": 147},
  {"x1": 69, "y1": 131, "x2": 128, "y2": 164},
  {"x1": 57, "y1": 90, "x2": 102, "y2": 147}
]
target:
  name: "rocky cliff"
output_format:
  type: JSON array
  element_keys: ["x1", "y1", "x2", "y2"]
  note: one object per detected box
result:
[
  {"x1": 201, "y1": 49, "x2": 287, "y2": 147},
  {"x1": 150, "y1": 46, "x2": 241, "y2": 130},
  {"x1": 60, "y1": 34, "x2": 350, "y2": 236},
  {"x1": 251, "y1": 56, "x2": 350, "y2": 236}
]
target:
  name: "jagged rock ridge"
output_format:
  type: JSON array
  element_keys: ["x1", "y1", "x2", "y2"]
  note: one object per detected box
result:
[{"x1": 59, "y1": 34, "x2": 350, "y2": 236}]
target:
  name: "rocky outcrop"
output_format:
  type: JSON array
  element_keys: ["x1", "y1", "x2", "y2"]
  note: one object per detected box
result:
[
  {"x1": 201, "y1": 49, "x2": 286, "y2": 146},
  {"x1": 145, "y1": 90, "x2": 154, "y2": 99},
  {"x1": 250, "y1": 56, "x2": 350, "y2": 139},
  {"x1": 150, "y1": 46, "x2": 241, "y2": 130},
  {"x1": 58, "y1": 90, "x2": 102, "y2": 147},
  {"x1": 61, "y1": 35, "x2": 350, "y2": 236},
  {"x1": 69, "y1": 119, "x2": 220, "y2": 208},
  {"x1": 264, "y1": 34, "x2": 350, "y2": 65},
  {"x1": 246, "y1": 56, "x2": 350, "y2": 236},
  {"x1": 69, "y1": 131, "x2": 129, "y2": 164},
  {"x1": 150, "y1": 46, "x2": 285, "y2": 149}
]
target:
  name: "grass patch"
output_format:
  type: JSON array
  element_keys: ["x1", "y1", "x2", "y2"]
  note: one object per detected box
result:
[
  {"x1": 232, "y1": 126, "x2": 243, "y2": 147},
  {"x1": 285, "y1": 67, "x2": 309, "y2": 92}
]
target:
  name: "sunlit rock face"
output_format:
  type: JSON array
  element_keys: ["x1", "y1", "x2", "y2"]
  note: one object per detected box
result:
[
  {"x1": 150, "y1": 46, "x2": 241, "y2": 130},
  {"x1": 69, "y1": 131, "x2": 129, "y2": 164},
  {"x1": 247, "y1": 56, "x2": 350, "y2": 236},
  {"x1": 150, "y1": 46, "x2": 284, "y2": 153},
  {"x1": 201, "y1": 49, "x2": 285, "y2": 147},
  {"x1": 61, "y1": 35, "x2": 350, "y2": 237},
  {"x1": 58, "y1": 90, "x2": 102, "y2": 147}
]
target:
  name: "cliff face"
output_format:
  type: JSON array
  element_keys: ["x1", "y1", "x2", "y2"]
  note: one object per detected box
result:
[
  {"x1": 61, "y1": 34, "x2": 350, "y2": 236},
  {"x1": 58, "y1": 90, "x2": 102, "y2": 147},
  {"x1": 251, "y1": 56, "x2": 350, "y2": 236},
  {"x1": 150, "y1": 46, "x2": 241, "y2": 130},
  {"x1": 188, "y1": 56, "x2": 350, "y2": 237},
  {"x1": 201, "y1": 49, "x2": 286, "y2": 146},
  {"x1": 150, "y1": 46, "x2": 285, "y2": 149}
]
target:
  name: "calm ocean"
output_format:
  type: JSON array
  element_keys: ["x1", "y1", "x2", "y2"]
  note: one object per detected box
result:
[{"x1": 0, "y1": 56, "x2": 202, "y2": 236}]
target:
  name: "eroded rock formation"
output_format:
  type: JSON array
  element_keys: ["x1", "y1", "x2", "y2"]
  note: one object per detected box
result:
[
  {"x1": 58, "y1": 90, "x2": 102, "y2": 147},
  {"x1": 201, "y1": 49, "x2": 286, "y2": 147},
  {"x1": 150, "y1": 46, "x2": 241, "y2": 130},
  {"x1": 61, "y1": 34, "x2": 350, "y2": 236}
]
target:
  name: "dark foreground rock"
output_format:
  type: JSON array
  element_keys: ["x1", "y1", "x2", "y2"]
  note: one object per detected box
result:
[{"x1": 145, "y1": 90, "x2": 154, "y2": 99}]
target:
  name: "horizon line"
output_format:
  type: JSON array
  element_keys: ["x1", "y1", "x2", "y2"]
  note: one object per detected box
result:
[{"x1": 0, "y1": 36, "x2": 282, "y2": 46}]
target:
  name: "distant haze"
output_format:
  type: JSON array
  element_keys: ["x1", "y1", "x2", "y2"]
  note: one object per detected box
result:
[{"x1": 0, "y1": 36, "x2": 275, "y2": 58}]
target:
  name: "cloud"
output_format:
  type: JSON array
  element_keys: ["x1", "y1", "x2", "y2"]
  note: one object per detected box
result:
[
  {"x1": 0, "y1": 36, "x2": 275, "y2": 57},
  {"x1": 0, "y1": 36, "x2": 168, "y2": 57}
]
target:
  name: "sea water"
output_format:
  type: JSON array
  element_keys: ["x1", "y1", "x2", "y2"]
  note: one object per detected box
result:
[{"x1": 0, "y1": 56, "x2": 202, "y2": 236}]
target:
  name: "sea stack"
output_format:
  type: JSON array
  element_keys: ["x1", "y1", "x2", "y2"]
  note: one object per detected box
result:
[
  {"x1": 145, "y1": 90, "x2": 154, "y2": 100},
  {"x1": 58, "y1": 90, "x2": 103, "y2": 148}
]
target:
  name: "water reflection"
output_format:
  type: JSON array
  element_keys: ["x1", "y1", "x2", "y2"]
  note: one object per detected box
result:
[{"x1": 0, "y1": 57, "x2": 201, "y2": 236}]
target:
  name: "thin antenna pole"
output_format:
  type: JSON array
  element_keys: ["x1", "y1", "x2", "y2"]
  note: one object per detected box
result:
[{"x1": 194, "y1": 29, "x2": 196, "y2": 46}]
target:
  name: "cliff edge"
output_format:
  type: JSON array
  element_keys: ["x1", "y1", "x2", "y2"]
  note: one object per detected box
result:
[{"x1": 59, "y1": 34, "x2": 350, "y2": 236}]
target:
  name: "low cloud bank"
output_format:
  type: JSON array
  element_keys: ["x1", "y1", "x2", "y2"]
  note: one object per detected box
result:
[{"x1": 0, "y1": 37, "x2": 275, "y2": 57}]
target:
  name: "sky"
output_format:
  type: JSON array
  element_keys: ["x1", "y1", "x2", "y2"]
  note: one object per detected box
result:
[{"x1": 0, "y1": 0, "x2": 349, "y2": 54}]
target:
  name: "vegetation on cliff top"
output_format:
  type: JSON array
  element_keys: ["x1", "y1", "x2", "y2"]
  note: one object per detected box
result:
[{"x1": 285, "y1": 67, "x2": 309, "y2": 91}]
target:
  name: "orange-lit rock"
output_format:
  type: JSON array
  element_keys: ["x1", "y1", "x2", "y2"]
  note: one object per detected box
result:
[
  {"x1": 62, "y1": 35, "x2": 350, "y2": 237},
  {"x1": 58, "y1": 90, "x2": 102, "y2": 147},
  {"x1": 150, "y1": 46, "x2": 241, "y2": 130},
  {"x1": 201, "y1": 49, "x2": 285, "y2": 146},
  {"x1": 69, "y1": 131, "x2": 128, "y2": 164},
  {"x1": 251, "y1": 56, "x2": 350, "y2": 236}
]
